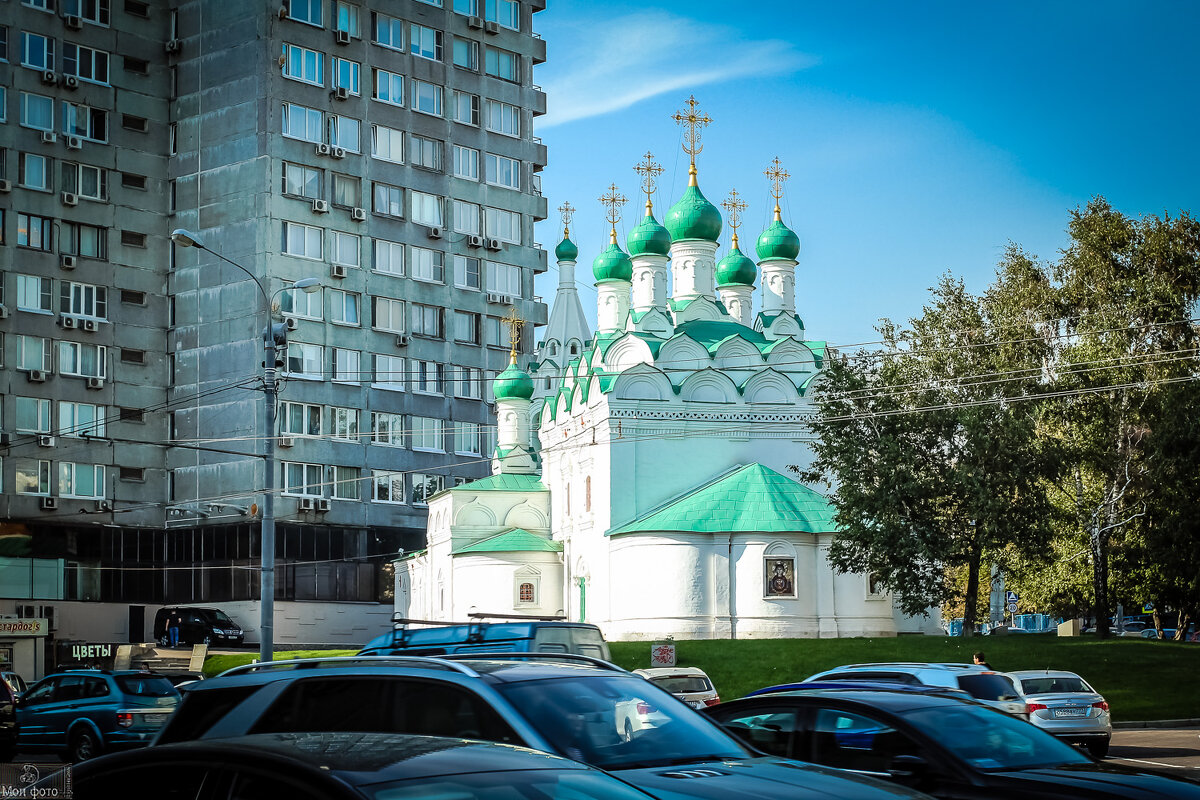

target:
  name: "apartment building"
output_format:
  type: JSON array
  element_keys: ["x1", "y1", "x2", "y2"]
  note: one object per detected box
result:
[{"x1": 0, "y1": 0, "x2": 549, "y2": 646}]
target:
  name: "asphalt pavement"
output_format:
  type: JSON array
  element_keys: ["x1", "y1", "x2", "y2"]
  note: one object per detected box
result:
[{"x1": 1109, "y1": 727, "x2": 1200, "y2": 776}]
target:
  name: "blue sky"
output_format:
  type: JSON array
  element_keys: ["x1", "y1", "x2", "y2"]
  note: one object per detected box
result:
[{"x1": 529, "y1": 1, "x2": 1200, "y2": 348}]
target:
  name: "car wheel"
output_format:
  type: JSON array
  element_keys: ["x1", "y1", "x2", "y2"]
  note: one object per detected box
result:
[
  {"x1": 69, "y1": 730, "x2": 101, "y2": 763},
  {"x1": 1088, "y1": 739, "x2": 1110, "y2": 758}
]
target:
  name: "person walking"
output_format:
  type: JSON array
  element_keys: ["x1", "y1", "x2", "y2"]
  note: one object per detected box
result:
[
  {"x1": 973, "y1": 651, "x2": 992, "y2": 669},
  {"x1": 167, "y1": 612, "x2": 182, "y2": 648}
]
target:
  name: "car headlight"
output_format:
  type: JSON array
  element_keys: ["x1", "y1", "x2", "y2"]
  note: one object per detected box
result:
[{"x1": 212, "y1": 627, "x2": 222, "y2": 634}]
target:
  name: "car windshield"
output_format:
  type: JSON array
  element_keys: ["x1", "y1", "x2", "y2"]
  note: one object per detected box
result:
[
  {"x1": 956, "y1": 673, "x2": 1019, "y2": 701},
  {"x1": 1020, "y1": 676, "x2": 1093, "y2": 695},
  {"x1": 493, "y1": 675, "x2": 746, "y2": 770},
  {"x1": 901, "y1": 704, "x2": 1090, "y2": 771},
  {"x1": 370, "y1": 769, "x2": 654, "y2": 800},
  {"x1": 649, "y1": 675, "x2": 712, "y2": 694},
  {"x1": 211, "y1": 611, "x2": 235, "y2": 625},
  {"x1": 116, "y1": 676, "x2": 178, "y2": 697}
]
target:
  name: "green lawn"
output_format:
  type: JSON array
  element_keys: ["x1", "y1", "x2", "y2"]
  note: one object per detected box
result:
[{"x1": 202, "y1": 637, "x2": 1198, "y2": 723}]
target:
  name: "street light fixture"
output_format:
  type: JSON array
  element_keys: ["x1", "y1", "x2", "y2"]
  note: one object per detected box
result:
[{"x1": 171, "y1": 228, "x2": 320, "y2": 662}]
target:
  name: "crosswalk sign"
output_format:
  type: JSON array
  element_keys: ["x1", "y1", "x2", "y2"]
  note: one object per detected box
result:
[{"x1": 1005, "y1": 591, "x2": 1018, "y2": 603}]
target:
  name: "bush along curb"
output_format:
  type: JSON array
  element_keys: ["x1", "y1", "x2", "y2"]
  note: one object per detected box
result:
[{"x1": 1113, "y1": 718, "x2": 1200, "y2": 729}]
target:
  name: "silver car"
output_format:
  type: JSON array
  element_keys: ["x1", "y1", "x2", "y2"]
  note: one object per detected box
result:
[
  {"x1": 804, "y1": 662, "x2": 1028, "y2": 718},
  {"x1": 1007, "y1": 669, "x2": 1111, "y2": 757}
]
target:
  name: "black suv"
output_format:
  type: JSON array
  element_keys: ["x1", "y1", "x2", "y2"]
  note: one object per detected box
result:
[
  {"x1": 154, "y1": 607, "x2": 244, "y2": 647},
  {"x1": 155, "y1": 655, "x2": 926, "y2": 799}
]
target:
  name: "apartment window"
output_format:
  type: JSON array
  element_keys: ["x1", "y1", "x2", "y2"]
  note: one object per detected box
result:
[
  {"x1": 330, "y1": 407, "x2": 359, "y2": 440},
  {"x1": 371, "y1": 125, "x2": 403, "y2": 163},
  {"x1": 286, "y1": 342, "x2": 323, "y2": 377},
  {"x1": 0, "y1": 88, "x2": 6, "y2": 122},
  {"x1": 120, "y1": 173, "x2": 146, "y2": 190},
  {"x1": 282, "y1": 102, "x2": 323, "y2": 142},
  {"x1": 120, "y1": 290, "x2": 145, "y2": 305},
  {"x1": 454, "y1": 255, "x2": 481, "y2": 290},
  {"x1": 124, "y1": 56, "x2": 148, "y2": 74},
  {"x1": 330, "y1": 231, "x2": 360, "y2": 267},
  {"x1": 451, "y1": 91, "x2": 480, "y2": 126},
  {"x1": 412, "y1": 80, "x2": 443, "y2": 116},
  {"x1": 485, "y1": 318, "x2": 502, "y2": 348},
  {"x1": 482, "y1": 211, "x2": 520, "y2": 248},
  {"x1": 452, "y1": 200, "x2": 480, "y2": 235},
  {"x1": 452, "y1": 145, "x2": 479, "y2": 180},
  {"x1": 121, "y1": 114, "x2": 148, "y2": 132},
  {"x1": 453, "y1": 0, "x2": 478, "y2": 14},
  {"x1": 19, "y1": 92, "x2": 54, "y2": 131},
  {"x1": 60, "y1": 401, "x2": 105, "y2": 437},
  {"x1": 454, "y1": 310, "x2": 480, "y2": 343},
  {"x1": 16, "y1": 336, "x2": 53, "y2": 372},
  {"x1": 64, "y1": 0, "x2": 111, "y2": 25},
  {"x1": 332, "y1": 56, "x2": 360, "y2": 94},
  {"x1": 121, "y1": 230, "x2": 147, "y2": 247},
  {"x1": 409, "y1": 24, "x2": 443, "y2": 61},
  {"x1": 332, "y1": 466, "x2": 360, "y2": 500},
  {"x1": 18, "y1": 215, "x2": 54, "y2": 251},
  {"x1": 412, "y1": 304, "x2": 443, "y2": 339},
  {"x1": 0, "y1": 28, "x2": 6, "y2": 63},
  {"x1": 15, "y1": 460, "x2": 52, "y2": 496},
  {"x1": 329, "y1": 289, "x2": 360, "y2": 325},
  {"x1": 20, "y1": 32, "x2": 55, "y2": 71},
  {"x1": 372, "y1": 296, "x2": 405, "y2": 332},
  {"x1": 411, "y1": 135, "x2": 442, "y2": 171},
  {"x1": 486, "y1": 0, "x2": 519, "y2": 29},
  {"x1": 120, "y1": 348, "x2": 145, "y2": 364},
  {"x1": 411, "y1": 191, "x2": 443, "y2": 226},
  {"x1": 370, "y1": 412, "x2": 404, "y2": 446},
  {"x1": 282, "y1": 43, "x2": 324, "y2": 85},
  {"x1": 333, "y1": 347, "x2": 360, "y2": 382},
  {"x1": 373, "y1": 354, "x2": 404, "y2": 390},
  {"x1": 410, "y1": 247, "x2": 444, "y2": 283},
  {"x1": 282, "y1": 462, "x2": 323, "y2": 497},
  {"x1": 15, "y1": 398, "x2": 51, "y2": 433},
  {"x1": 280, "y1": 401, "x2": 322, "y2": 436},
  {"x1": 287, "y1": 0, "x2": 322, "y2": 26},
  {"x1": 335, "y1": 2, "x2": 360, "y2": 36},
  {"x1": 373, "y1": 470, "x2": 404, "y2": 503},
  {"x1": 331, "y1": 173, "x2": 360, "y2": 207},
  {"x1": 62, "y1": 162, "x2": 107, "y2": 200},
  {"x1": 454, "y1": 421, "x2": 481, "y2": 455},
  {"x1": 58, "y1": 341, "x2": 107, "y2": 378},
  {"x1": 17, "y1": 275, "x2": 53, "y2": 312},
  {"x1": 412, "y1": 416, "x2": 443, "y2": 450},
  {"x1": 484, "y1": 46, "x2": 517, "y2": 82},
  {"x1": 282, "y1": 221, "x2": 322, "y2": 259},
  {"x1": 63, "y1": 43, "x2": 109, "y2": 84},
  {"x1": 19, "y1": 153, "x2": 50, "y2": 191},
  {"x1": 372, "y1": 11, "x2": 404, "y2": 50},
  {"x1": 451, "y1": 365, "x2": 483, "y2": 399},
  {"x1": 411, "y1": 473, "x2": 444, "y2": 505},
  {"x1": 372, "y1": 69, "x2": 404, "y2": 106},
  {"x1": 280, "y1": 287, "x2": 322, "y2": 319},
  {"x1": 373, "y1": 239, "x2": 403, "y2": 275},
  {"x1": 282, "y1": 162, "x2": 321, "y2": 199},
  {"x1": 372, "y1": 182, "x2": 403, "y2": 217},
  {"x1": 62, "y1": 102, "x2": 107, "y2": 142},
  {"x1": 119, "y1": 467, "x2": 145, "y2": 482},
  {"x1": 57, "y1": 463, "x2": 104, "y2": 499},
  {"x1": 486, "y1": 261, "x2": 521, "y2": 296},
  {"x1": 485, "y1": 99, "x2": 520, "y2": 137},
  {"x1": 485, "y1": 153, "x2": 521, "y2": 190},
  {"x1": 59, "y1": 281, "x2": 108, "y2": 319},
  {"x1": 327, "y1": 115, "x2": 359, "y2": 151},
  {"x1": 453, "y1": 38, "x2": 477, "y2": 69}
]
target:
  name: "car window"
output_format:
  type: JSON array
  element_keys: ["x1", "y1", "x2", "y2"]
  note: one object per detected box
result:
[
  {"x1": 708, "y1": 706, "x2": 803, "y2": 758},
  {"x1": 1019, "y1": 676, "x2": 1092, "y2": 695},
  {"x1": 649, "y1": 675, "x2": 712, "y2": 694},
  {"x1": 157, "y1": 685, "x2": 262, "y2": 744},
  {"x1": 55, "y1": 675, "x2": 87, "y2": 702},
  {"x1": 83, "y1": 677, "x2": 110, "y2": 698},
  {"x1": 371, "y1": 769, "x2": 656, "y2": 800},
  {"x1": 20, "y1": 679, "x2": 58, "y2": 706},
  {"x1": 902, "y1": 705, "x2": 1089, "y2": 771},
  {"x1": 810, "y1": 708, "x2": 920, "y2": 774},
  {"x1": 821, "y1": 671, "x2": 921, "y2": 685},
  {"x1": 955, "y1": 673, "x2": 1018, "y2": 701},
  {"x1": 116, "y1": 676, "x2": 178, "y2": 697},
  {"x1": 212, "y1": 611, "x2": 236, "y2": 626}
]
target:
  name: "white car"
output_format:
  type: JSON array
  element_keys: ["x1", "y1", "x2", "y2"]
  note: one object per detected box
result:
[
  {"x1": 633, "y1": 667, "x2": 720, "y2": 710},
  {"x1": 804, "y1": 662, "x2": 1028, "y2": 718},
  {"x1": 1007, "y1": 669, "x2": 1112, "y2": 757}
]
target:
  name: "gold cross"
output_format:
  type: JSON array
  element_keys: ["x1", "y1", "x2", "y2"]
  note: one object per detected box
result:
[
  {"x1": 501, "y1": 306, "x2": 525, "y2": 364},
  {"x1": 557, "y1": 201, "x2": 575, "y2": 236},
  {"x1": 721, "y1": 189, "x2": 748, "y2": 248},
  {"x1": 633, "y1": 151, "x2": 663, "y2": 213},
  {"x1": 764, "y1": 157, "x2": 790, "y2": 207},
  {"x1": 598, "y1": 183, "x2": 627, "y2": 243},
  {"x1": 671, "y1": 95, "x2": 713, "y2": 172}
]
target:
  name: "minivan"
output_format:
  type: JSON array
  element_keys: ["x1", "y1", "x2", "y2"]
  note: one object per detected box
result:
[
  {"x1": 358, "y1": 615, "x2": 610, "y2": 660},
  {"x1": 154, "y1": 607, "x2": 245, "y2": 647}
]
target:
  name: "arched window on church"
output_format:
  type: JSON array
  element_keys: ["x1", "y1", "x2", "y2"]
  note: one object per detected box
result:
[
  {"x1": 569, "y1": 343, "x2": 578, "y2": 356},
  {"x1": 519, "y1": 582, "x2": 535, "y2": 603},
  {"x1": 585, "y1": 476, "x2": 591, "y2": 511}
]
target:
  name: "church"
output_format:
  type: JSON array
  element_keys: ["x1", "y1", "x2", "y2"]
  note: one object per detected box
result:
[{"x1": 396, "y1": 98, "x2": 940, "y2": 640}]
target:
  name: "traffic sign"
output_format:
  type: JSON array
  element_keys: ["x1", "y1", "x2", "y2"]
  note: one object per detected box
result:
[
  {"x1": 1005, "y1": 591, "x2": 1019, "y2": 603},
  {"x1": 1007, "y1": 602, "x2": 1018, "y2": 613},
  {"x1": 1143, "y1": 602, "x2": 1154, "y2": 613}
]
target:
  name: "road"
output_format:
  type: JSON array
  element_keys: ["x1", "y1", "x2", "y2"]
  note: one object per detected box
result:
[{"x1": 1110, "y1": 727, "x2": 1200, "y2": 776}]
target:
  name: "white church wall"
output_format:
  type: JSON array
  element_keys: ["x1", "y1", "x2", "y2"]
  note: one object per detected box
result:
[{"x1": 451, "y1": 554, "x2": 564, "y2": 620}]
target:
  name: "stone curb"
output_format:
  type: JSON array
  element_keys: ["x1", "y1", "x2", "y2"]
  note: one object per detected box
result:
[{"x1": 1113, "y1": 719, "x2": 1200, "y2": 729}]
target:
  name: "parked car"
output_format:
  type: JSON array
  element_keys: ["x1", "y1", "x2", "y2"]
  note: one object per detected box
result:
[
  {"x1": 14, "y1": 668, "x2": 179, "y2": 761},
  {"x1": 0, "y1": 677, "x2": 16, "y2": 761},
  {"x1": 154, "y1": 606, "x2": 245, "y2": 647},
  {"x1": 65, "y1": 731, "x2": 662, "y2": 800},
  {"x1": 633, "y1": 666, "x2": 720, "y2": 709},
  {"x1": 359, "y1": 616, "x2": 611, "y2": 660},
  {"x1": 1, "y1": 672, "x2": 28, "y2": 698},
  {"x1": 1006, "y1": 669, "x2": 1111, "y2": 757},
  {"x1": 803, "y1": 663, "x2": 1027, "y2": 718},
  {"x1": 703, "y1": 686, "x2": 1200, "y2": 799},
  {"x1": 155, "y1": 654, "x2": 930, "y2": 799}
]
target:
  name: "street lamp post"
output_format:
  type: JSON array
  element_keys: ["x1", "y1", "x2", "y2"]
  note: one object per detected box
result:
[{"x1": 171, "y1": 228, "x2": 320, "y2": 662}]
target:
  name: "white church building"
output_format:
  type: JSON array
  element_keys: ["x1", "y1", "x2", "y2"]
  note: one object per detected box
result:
[{"x1": 396, "y1": 99, "x2": 939, "y2": 640}]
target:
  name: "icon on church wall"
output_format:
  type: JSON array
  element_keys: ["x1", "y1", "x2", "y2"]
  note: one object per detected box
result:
[{"x1": 765, "y1": 558, "x2": 795, "y2": 598}]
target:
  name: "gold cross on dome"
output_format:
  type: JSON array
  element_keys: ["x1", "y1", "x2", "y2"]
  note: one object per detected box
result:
[
  {"x1": 501, "y1": 306, "x2": 525, "y2": 363},
  {"x1": 721, "y1": 189, "x2": 748, "y2": 247},
  {"x1": 557, "y1": 201, "x2": 575, "y2": 237},
  {"x1": 671, "y1": 95, "x2": 713, "y2": 171},
  {"x1": 765, "y1": 157, "x2": 790, "y2": 204},
  {"x1": 599, "y1": 183, "x2": 627, "y2": 228},
  {"x1": 633, "y1": 151, "x2": 663, "y2": 212}
]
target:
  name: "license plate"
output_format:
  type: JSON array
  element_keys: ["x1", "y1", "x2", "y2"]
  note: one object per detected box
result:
[
  {"x1": 140, "y1": 714, "x2": 167, "y2": 728},
  {"x1": 1054, "y1": 707, "x2": 1086, "y2": 718},
  {"x1": 687, "y1": 700, "x2": 706, "y2": 709}
]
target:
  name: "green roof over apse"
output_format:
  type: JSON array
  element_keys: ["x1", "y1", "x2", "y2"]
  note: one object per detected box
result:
[
  {"x1": 453, "y1": 528, "x2": 562, "y2": 554},
  {"x1": 455, "y1": 473, "x2": 548, "y2": 492},
  {"x1": 609, "y1": 463, "x2": 837, "y2": 535}
]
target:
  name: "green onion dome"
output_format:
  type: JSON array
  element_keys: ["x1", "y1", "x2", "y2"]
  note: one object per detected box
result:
[
  {"x1": 716, "y1": 239, "x2": 757, "y2": 286},
  {"x1": 554, "y1": 232, "x2": 579, "y2": 262},
  {"x1": 627, "y1": 208, "x2": 672, "y2": 257},
  {"x1": 493, "y1": 360, "x2": 535, "y2": 400},
  {"x1": 756, "y1": 208, "x2": 800, "y2": 261},
  {"x1": 665, "y1": 172, "x2": 722, "y2": 242},
  {"x1": 592, "y1": 234, "x2": 633, "y2": 282}
]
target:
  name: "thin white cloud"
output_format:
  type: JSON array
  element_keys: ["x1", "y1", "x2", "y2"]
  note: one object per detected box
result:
[{"x1": 539, "y1": 10, "x2": 815, "y2": 128}]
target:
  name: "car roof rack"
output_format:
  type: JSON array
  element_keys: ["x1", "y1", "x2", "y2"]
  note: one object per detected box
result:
[
  {"x1": 216, "y1": 655, "x2": 482, "y2": 679},
  {"x1": 437, "y1": 652, "x2": 625, "y2": 672}
]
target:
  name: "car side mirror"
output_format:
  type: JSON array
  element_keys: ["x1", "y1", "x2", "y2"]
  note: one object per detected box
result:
[{"x1": 888, "y1": 754, "x2": 929, "y2": 783}]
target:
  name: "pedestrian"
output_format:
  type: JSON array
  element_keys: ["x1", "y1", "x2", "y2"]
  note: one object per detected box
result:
[
  {"x1": 168, "y1": 612, "x2": 181, "y2": 648},
  {"x1": 973, "y1": 651, "x2": 992, "y2": 669}
]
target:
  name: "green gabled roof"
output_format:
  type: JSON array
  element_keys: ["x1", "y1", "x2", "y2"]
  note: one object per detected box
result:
[
  {"x1": 798, "y1": 372, "x2": 822, "y2": 395},
  {"x1": 609, "y1": 463, "x2": 836, "y2": 535},
  {"x1": 596, "y1": 372, "x2": 620, "y2": 393},
  {"x1": 758, "y1": 311, "x2": 805, "y2": 330},
  {"x1": 453, "y1": 528, "x2": 562, "y2": 555},
  {"x1": 455, "y1": 473, "x2": 548, "y2": 492},
  {"x1": 670, "y1": 320, "x2": 772, "y2": 354},
  {"x1": 805, "y1": 341, "x2": 827, "y2": 365}
]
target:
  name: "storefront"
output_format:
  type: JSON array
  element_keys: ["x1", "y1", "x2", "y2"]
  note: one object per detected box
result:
[{"x1": 0, "y1": 617, "x2": 49, "y2": 684}]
